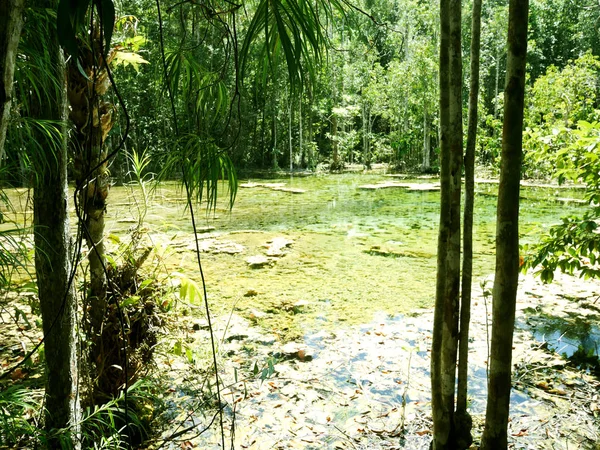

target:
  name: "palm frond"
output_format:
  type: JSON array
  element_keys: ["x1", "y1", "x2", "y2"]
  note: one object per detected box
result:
[
  {"x1": 240, "y1": 0, "x2": 340, "y2": 92},
  {"x1": 160, "y1": 134, "x2": 237, "y2": 212}
]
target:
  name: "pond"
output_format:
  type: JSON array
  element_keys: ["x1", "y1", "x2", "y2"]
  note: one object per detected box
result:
[
  {"x1": 2, "y1": 172, "x2": 597, "y2": 449},
  {"x1": 100, "y1": 172, "x2": 586, "y2": 334},
  {"x1": 0, "y1": 172, "x2": 588, "y2": 336}
]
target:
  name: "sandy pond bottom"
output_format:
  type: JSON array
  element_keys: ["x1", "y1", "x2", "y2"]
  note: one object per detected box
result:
[{"x1": 157, "y1": 271, "x2": 600, "y2": 450}]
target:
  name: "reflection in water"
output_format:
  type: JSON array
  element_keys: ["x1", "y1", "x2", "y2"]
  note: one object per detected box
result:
[{"x1": 532, "y1": 316, "x2": 600, "y2": 360}]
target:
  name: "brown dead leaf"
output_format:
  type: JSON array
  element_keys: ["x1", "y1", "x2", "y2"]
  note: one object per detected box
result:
[
  {"x1": 512, "y1": 429, "x2": 528, "y2": 437},
  {"x1": 548, "y1": 388, "x2": 566, "y2": 395},
  {"x1": 536, "y1": 380, "x2": 550, "y2": 390},
  {"x1": 10, "y1": 368, "x2": 26, "y2": 380}
]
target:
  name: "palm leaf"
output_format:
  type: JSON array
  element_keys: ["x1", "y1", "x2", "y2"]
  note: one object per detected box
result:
[
  {"x1": 160, "y1": 134, "x2": 237, "y2": 212},
  {"x1": 240, "y1": 0, "x2": 342, "y2": 91}
]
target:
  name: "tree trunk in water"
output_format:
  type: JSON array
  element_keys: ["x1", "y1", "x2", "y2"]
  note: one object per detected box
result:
[
  {"x1": 30, "y1": 5, "x2": 79, "y2": 446},
  {"x1": 0, "y1": 0, "x2": 24, "y2": 164},
  {"x1": 455, "y1": 0, "x2": 482, "y2": 447},
  {"x1": 432, "y1": 0, "x2": 463, "y2": 448},
  {"x1": 481, "y1": 0, "x2": 529, "y2": 447}
]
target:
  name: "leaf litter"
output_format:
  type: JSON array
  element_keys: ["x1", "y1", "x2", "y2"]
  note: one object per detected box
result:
[{"x1": 154, "y1": 270, "x2": 600, "y2": 450}]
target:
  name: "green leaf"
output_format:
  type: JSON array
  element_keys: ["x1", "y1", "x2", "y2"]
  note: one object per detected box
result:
[
  {"x1": 99, "y1": 0, "x2": 115, "y2": 56},
  {"x1": 112, "y1": 51, "x2": 149, "y2": 72},
  {"x1": 57, "y1": 0, "x2": 79, "y2": 57},
  {"x1": 173, "y1": 340, "x2": 182, "y2": 356}
]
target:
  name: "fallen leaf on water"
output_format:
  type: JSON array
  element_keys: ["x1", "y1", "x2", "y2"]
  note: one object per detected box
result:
[
  {"x1": 512, "y1": 429, "x2": 528, "y2": 437},
  {"x1": 536, "y1": 380, "x2": 550, "y2": 390}
]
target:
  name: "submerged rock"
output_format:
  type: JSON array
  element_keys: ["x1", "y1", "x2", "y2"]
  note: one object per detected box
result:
[
  {"x1": 265, "y1": 237, "x2": 294, "y2": 257},
  {"x1": 247, "y1": 255, "x2": 271, "y2": 268}
]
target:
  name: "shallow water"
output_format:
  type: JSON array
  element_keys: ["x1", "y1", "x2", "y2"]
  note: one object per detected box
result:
[{"x1": 0, "y1": 173, "x2": 588, "y2": 333}]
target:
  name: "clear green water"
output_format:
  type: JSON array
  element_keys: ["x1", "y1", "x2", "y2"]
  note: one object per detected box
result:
[{"x1": 0, "y1": 173, "x2": 588, "y2": 339}]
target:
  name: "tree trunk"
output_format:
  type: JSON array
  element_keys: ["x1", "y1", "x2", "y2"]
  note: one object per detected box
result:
[
  {"x1": 30, "y1": 4, "x2": 79, "y2": 446},
  {"x1": 423, "y1": 106, "x2": 430, "y2": 170},
  {"x1": 0, "y1": 0, "x2": 24, "y2": 164},
  {"x1": 299, "y1": 96, "x2": 304, "y2": 168},
  {"x1": 431, "y1": 0, "x2": 452, "y2": 445},
  {"x1": 272, "y1": 108, "x2": 278, "y2": 169},
  {"x1": 288, "y1": 91, "x2": 293, "y2": 173},
  {"x1": 494, "y1": 47, "x2": 500, "y2": 118},
  {"x1": 331, "y1": 113, "x2": 339, "y2": 170},
  {"x1": 362, "y1": 104, "x2": 369, "y2": 169},
  {"x1": 455, "y1": 0, "x2": 482, "y2": 447},
  {"x1": 67, "y1": 29, "x2": 115, "y2": 400},
  {"x1": 432, "y1": 0, "x2": 463, "y2": 448},
  {"x1": 481, "y1": 0, "x2": 529, "y2": 447}
]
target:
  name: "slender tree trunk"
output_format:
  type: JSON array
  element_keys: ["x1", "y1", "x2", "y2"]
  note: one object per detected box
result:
[
  {"x1": 432, "y1": 0, "x2": 463, "y2": 447},
  {"x1": 445, "y1": 0, "x2": 464, "y2": 437},
  {"x1": 0, "y1": 0, "x2": 24, "y2": 164},
  {"x1": 331, "y1": 113, "x2": 339, "y2": 170},
  {"x1": 288, "y1": 91, "x2": 293, "y2": 173},
  {"x1": 431, "y1": 0, "x2": 452, "y2": 445},
  {"x1": 494, "y1": 47, "x2": 500, "y2": 118},
  {"x1": 481, "y1": 0, "x2": 529, "y2": 447},
  {"x1": 299, "y1": 96, "x2": 304, "y2": 168},
  {"x1": 273, "y1": 108, "x2": 278, "y2": 169},
  {"x1": 423, "y1": 106, "x2": 430, "y2": 170},
  {"x1": 362, "y1": 104, "x2": 368, "y2": 168},
  {"x1": 307, "y1": 90, "x2": 315, "y2": 169},
  {"x1": 30, "y1": 4, "x2": 79, "y2": 446},
  {"x1": 455, "y1": 0, "x2": 482, "y2": 447}
]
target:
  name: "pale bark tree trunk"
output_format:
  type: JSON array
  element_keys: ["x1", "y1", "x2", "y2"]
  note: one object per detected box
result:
[
  {"x1": 30, "y1": 3, "x2": 80, "y2": 446},
  {"x1": 423, "y1": 106, "x2": 430, "y2": 170},
  {"x1": 432, "y1": 0, "x2": 463, "y2": 448},
  {"x1": 481, "y1": 0, "x2": 529, "y2": 447},
  {"x1": 0, "y1": 0, "x2": 24, "y2": 164},
  {"x1": 455, "y1": 0, "x2": 482, "y2": 447},
  {"x1": 494, "y1": 47, "x2": 500, "y2": 118},
  {"x1": 299, "y1": 96, "x2": 304, "y2": 168}
]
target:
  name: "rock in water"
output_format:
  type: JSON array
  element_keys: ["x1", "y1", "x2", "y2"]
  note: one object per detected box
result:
[
  {"x1": 246, "y1": 255, "x2": 270, "y2": 268},
  {"x1": 265, "y1": 237, "x2": 293, "y2": 257}
]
